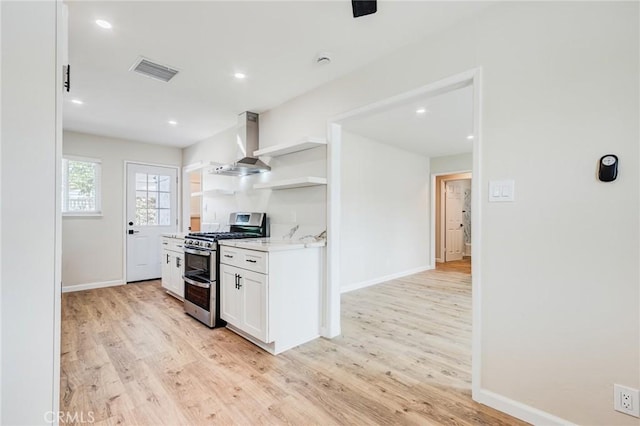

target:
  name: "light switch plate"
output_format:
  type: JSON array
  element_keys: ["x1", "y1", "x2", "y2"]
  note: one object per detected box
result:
[{"x1": 489, "y1": 180, "x2": 515, "y2": 202}]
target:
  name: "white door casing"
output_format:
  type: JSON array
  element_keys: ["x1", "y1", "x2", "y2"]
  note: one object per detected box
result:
[
  {"x1": 126, "y1": 163, "x2": 178, "y2": 282},
  {"x1": 445, "y1": 180, "x2": 465, "y2": 262}
]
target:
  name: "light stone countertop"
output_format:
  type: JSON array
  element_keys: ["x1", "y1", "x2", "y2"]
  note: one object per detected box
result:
[
  {"x1": 162, "y1": 232, "x2": 187, "y2": 239},
  {"x1": 219, "y1": 238, "x2": 326, "y2": 252}
]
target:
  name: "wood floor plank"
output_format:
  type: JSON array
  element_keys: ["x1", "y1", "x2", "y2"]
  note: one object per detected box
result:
[{"x1": 61, "y1": 258, "x2": 528, "y2": 425}]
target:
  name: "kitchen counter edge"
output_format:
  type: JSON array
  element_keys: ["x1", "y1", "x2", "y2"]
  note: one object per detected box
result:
[{"x1": 219, "y1": 238, "x2": 326, "y2": 252}]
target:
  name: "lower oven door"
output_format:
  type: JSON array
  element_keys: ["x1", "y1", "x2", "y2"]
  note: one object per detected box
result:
[{"x1": 183, "y1": 275, "x2": 211, "y2": 311}]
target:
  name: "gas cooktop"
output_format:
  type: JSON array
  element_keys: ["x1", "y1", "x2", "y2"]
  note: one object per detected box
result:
[{"x1": 187, "y1": 232, "x2": 256, "y2": 241}]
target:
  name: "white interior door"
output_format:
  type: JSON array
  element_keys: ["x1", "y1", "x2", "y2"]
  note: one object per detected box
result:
[
  {"x1": 445, "y1": 180, "x2": 464, "y2": 262},
  {"x1": 126, "y1": 163, "x2": 178, "y2": 282}
]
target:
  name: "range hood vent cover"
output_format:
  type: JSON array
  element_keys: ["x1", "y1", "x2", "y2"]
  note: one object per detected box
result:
[
  {"x1": 211, "y1": 112, "x2": 271, "y2": 176},
  {"x1": 130, "y1": 57, "x2": 179, "y2": 82}
]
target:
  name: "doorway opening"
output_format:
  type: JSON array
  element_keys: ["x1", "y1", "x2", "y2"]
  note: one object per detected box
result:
[
  {"x1": 435, "y1": 173, "x2": 472, "y2": 265},
  {"x1": 327, "y1": 68, "x2": 482, "y2": 399}
]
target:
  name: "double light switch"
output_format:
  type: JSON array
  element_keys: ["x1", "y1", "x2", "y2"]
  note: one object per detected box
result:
[{"x1": 488, "y1": 180, "x2": 515, "y2": 202}]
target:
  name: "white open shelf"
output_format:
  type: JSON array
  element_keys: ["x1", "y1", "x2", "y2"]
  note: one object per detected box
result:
[
  {"x1": 254, "y1": 137, "x2": 327, "y2": 158},
  {"x1": 192, "y1": 189, "x2": 236, "y2": 196},
  {"x1": 253, "y1": 177, "x2": 327, "y2": 190},
  {"x1": 184, "y1": 160, "x2": 223, "y2": 173},
  {"x1": 204, "y1": 189, "x2": 236, "y2": 196}
]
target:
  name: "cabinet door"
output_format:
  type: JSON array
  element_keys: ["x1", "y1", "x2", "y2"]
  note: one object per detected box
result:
[
  {"x1": 172, "y1": 253, "x2": 184, "y2": 298},
  {"x1": 239, "y1": 269, "x2": 268, "y2": 342},
  {"x1": 161, "y1": 250, "x2": 172, "y2": 291},
  {"x1": 220, "y1": 264, "x2": 241, "y2": 326}
]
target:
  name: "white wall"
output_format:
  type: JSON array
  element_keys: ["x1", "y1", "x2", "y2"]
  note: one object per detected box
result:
[
  {"x1": 1, "y1": 1, "x2": 59, "y2": 423},
  {"x1": 183, "y1": 124, "x2": 327, "y2": 239},
  {"x1": 231, "y1": 3, "x2": 638, "y2": 424},
  {"x1": 431, "y1": 152, "x2": 472, "y2": 174},
  {"x1": 340, "y1": 131, "x2": 430, "y2": 291},
  {"x1": 62, "y1": 131, "x2": 182, "y2": 288}
]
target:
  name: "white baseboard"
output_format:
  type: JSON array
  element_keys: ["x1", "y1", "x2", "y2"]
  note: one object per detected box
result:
[
  {"x1": 62, "y1": 279, "x2": 124, "y2": 293},
  {"x1": 474, "y1": 388, "x2": 576, "y2": 426},
  {"x1": 341, "y1": 265, "x2": 434, "y2": 294},
  {"x1": 435, "y1": 257, "x2": 444, "y2": 263}
]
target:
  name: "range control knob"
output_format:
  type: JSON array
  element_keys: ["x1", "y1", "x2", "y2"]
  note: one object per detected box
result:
[{"x1": 205, "y1": 242, "x2": 212, "y2": 248}]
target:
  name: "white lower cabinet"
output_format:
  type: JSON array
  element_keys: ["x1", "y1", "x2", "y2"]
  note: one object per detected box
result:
[
  {"x1": 220, "y1": 264, "x2": 268, "y2": 342},
  {"x1": 220, "y1": 245, "x2": 321, "y2": 355},
  {"x1": 161, "y1": 237, "x2": 184, "y2": 300}
]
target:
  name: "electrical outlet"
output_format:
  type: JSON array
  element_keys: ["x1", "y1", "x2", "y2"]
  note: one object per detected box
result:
[{"x1": 614, "y1": 384, "x2": 640, "y2": 417}]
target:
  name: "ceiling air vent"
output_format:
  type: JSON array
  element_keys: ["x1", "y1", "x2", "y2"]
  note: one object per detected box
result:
[{"x1": 130, "y1": 57, "x2": 179, "y2": 82}]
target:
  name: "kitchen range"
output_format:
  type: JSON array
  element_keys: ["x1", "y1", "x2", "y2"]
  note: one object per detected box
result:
[{"x1": 182, "y1": 212, "x2": 268, "y2": 327}]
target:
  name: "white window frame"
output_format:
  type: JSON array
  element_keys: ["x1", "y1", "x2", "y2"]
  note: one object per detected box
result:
[{"x1": 62, "y1": 155, "x2": 102, "y2": 216}]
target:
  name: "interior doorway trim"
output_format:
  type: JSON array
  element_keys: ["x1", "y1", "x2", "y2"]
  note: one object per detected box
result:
[
  {"x1": 122, "y1": 161, "x2": 181, "y2": 284},
  {"x1": 431, "y1": 171, "x2": 472, "y2": 265},
  {"x1": 326, "y1": 67, "x2": 483, "y2": 399}
]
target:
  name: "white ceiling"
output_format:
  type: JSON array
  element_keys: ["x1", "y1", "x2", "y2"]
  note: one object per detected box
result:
[
  {"x1": 63, "y1": 1, "x2": 490, "y2": 147},
  {"x1": 341, "y1": 84, "x2": 474, "y2": 158}
]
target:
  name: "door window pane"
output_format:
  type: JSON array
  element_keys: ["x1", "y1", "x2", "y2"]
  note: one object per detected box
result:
[
  {"x1": 158, "y1": 175, "x2": 170, "y2": 192},
  {"x1": 135, "y1": 173, "x2": 147, "y2": 190},
  {"x1": 147, "y1": 209, "x2": 158, "y2": 226},
  {"x1": 147, "y1": 175, "x2": 158, "y2": 191},
  {"x1": 136, "y1": 209, "x2": 148, "y2": 226},
  {"x1": 158, "y1": 209, "x2": 170, "y2": 226},
  {"x1": 159, "y1": 192, "x2": 170, "y2": 208}
]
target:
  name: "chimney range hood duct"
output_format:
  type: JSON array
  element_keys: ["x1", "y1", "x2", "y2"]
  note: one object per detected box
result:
[{"x1": 212, "y1": 112, "x2": 271, "y2": 176}]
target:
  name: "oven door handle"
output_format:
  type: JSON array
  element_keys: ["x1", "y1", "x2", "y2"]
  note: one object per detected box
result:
[
  {"x1": 184, "y1": 248, "x2": 211, "y2": 257},
  {"x1": 183, "y1": 276, "x2": 211, "y2": 289}
]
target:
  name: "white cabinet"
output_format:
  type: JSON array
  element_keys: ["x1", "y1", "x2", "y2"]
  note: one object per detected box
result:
[
  {"x1": 161, "y1": 236, "x2": 184, "y2": 300},
  {"x1": 220, "y1": 264, "x2": 268, "y2": 342},
  {"x1": 219, "y1": 245, "x2": 322, "y2": 355}
]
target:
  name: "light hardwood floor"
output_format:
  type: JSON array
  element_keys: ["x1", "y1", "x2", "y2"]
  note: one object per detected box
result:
[{"x1": 61, "y1": 258, "x2": 526, "y2": 425}]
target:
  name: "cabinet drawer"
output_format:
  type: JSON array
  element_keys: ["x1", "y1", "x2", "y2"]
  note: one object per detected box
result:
[
  {"x1": 220, "y1": 247, "x2": 243, "y2": 268},
  {"x1": 242, "y1": 251, "x2": 267, "y2": 274},
  {"x1": 162, "y1": 237, "x2": 184, "y2": 253},
  {"x1": 220, "y1": 246, "x2": 267, "y2": 274}
]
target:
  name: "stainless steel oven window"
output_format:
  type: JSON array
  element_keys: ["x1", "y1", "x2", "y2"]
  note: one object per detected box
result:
[
  {"x1": 184, "y1": 248, "x2": 212, "y2": 281},
  {"x1": 184, "y1": 276, "x2": 211, "y2": 311}
]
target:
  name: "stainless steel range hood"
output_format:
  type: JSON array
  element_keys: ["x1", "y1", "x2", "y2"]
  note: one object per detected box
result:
[{"x1": 212, "y1": 112, "x2": 271, "y2": 176}]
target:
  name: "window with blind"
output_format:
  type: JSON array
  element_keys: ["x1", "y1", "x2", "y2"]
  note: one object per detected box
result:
[{"x1": 62, "y1": 156, "x2": 102, "y2": 215}]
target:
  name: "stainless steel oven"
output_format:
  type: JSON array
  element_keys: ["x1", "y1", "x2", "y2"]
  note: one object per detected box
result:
[
  {"x1": 183, "y1": 212, "x2": 267, "y2": 328},
  {"x1": 183, "y1": 245, "x2": 216, "y2": 327}
]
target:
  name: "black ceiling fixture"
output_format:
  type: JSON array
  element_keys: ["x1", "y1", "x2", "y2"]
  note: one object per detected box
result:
[{"x1": 352, "y1": 0, "x2": 377, "y2": 18}]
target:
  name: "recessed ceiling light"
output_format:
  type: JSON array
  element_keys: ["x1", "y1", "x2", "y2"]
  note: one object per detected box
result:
[
  {"x1": 234, "y1": 72, "x2": 246, "y2": 79},
  {"x1": 95, "y1": 19, "x2": 112, "y2": 29},
  {"x1": 168, "y1": 120, "x2": 178, "y2": 126},
  {"x1": 416, "y1": 108, "x2": 427, "y2": 114},
  {"x1": 70, "y1": 99, "x2": 84, "y2": 105},
  {"x1": 467, "y1": 134, "x2": 474, "y2": 140}
]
